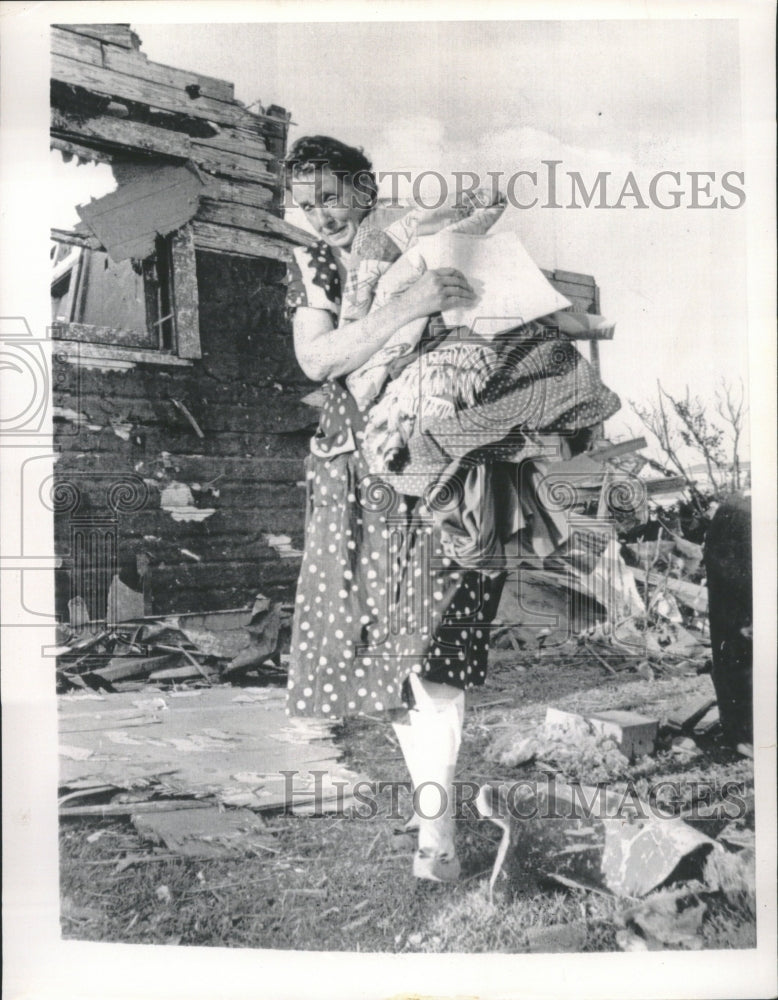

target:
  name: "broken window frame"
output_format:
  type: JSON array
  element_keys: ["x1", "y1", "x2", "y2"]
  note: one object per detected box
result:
[
  {"x1": 50, "y1": 140, "x2": 202, "y2": 367},
  {"x1": 51, "y1": 222, "x2": 200, "y2": 366},
  {"x1": 51, "y1": 233, "x2": 174, "y2": 347}
]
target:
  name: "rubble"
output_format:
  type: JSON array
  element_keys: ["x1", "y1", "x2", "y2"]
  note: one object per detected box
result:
[
  {"x1": 600, "y1": 816, "x2": 718, "y2": 897},
  {"x1": 56, "y1": 594, "x2": 290, "y2": 692},
  {"x1": 58, "y1": 685, "x2": 366, "y2": 853},
  {"x1": 618, "y1": 888, "x2": 707, "y2": 950},
  {"x1": 545, "y1": 706, "x2": 658, "y2": 760},
  {"x1": 132, "y1": 805, "x2": 276, "y2": 858}
]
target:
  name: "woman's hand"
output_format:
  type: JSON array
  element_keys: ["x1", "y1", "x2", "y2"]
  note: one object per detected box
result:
[{"x1": 399, "y1": 267, "x2": 477, "y2": 320}]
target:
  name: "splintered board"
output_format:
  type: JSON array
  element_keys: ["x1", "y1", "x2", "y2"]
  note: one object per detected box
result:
[{"x1": 58, "y1": 686, "x2": 364, "y2": 813}]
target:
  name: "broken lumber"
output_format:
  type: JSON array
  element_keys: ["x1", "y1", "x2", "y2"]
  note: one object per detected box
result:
[
  {"x1": 666, "y1": 695, "x2": 717, "y2": 733},
  {"x1": 89, "y1": 653, "x2": 181, "y2": 683},
  {"x1": 52, "y1": 53, "x2": 256, "y2": 129},
  {"x1": 589, "y1": 437, "x2": 648, "y2": 462},
  {"x1": 59, "y1": 799, "x2": 209, "y2": 818},
  {"x1": 645, "y1": 572, "x2": 708, "y2": 612}
]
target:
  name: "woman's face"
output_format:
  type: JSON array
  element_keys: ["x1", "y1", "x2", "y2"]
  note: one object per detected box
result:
[{"x1": 291, "y1": 166, "x2": 370, "y2": 251}]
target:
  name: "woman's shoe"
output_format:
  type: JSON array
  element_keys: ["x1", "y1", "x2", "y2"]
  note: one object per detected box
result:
[{"x1": 413, "y1": 848, "x2": 461, "y2": 883}]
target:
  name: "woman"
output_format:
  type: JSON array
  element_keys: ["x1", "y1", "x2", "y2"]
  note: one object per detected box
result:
[{"x1": 284, "y1": 135, "x2": 503, "y2": 882}]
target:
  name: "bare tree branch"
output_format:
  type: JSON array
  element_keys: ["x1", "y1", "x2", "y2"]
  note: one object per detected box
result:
[{"x1": 715, "y1": 377, "x2": 747, "y2": 490}]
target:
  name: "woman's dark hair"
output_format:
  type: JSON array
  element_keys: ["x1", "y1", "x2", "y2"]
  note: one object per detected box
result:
[{"x1": 284, "y1": 135, "x2": 378, "y2": 211}]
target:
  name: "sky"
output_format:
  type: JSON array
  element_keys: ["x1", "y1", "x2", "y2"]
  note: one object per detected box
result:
[{"x1": 56, "y1": 16, "x2": 750, "y2": 454}]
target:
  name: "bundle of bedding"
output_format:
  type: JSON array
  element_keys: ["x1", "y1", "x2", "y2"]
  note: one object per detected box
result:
[{"x1": 339, "y1": 196, "x2": 620, "y2": 476}]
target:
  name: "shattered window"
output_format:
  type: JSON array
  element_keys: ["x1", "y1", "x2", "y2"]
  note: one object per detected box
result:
[
  {"x1": 50, "y1": 150, "x2": 200, "y2": 360},
  {"x1": 50, "y1": 235, "x2": 175, "y2": 350}
]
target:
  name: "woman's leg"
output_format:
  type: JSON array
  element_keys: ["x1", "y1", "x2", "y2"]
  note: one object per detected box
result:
[{"x1": 392, "y1": 674, "x2": 464, "y2": 881}]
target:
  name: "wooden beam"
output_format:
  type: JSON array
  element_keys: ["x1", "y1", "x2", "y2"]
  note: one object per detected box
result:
[
  {"x1": 645, "y1": 572, "x2": 708, "y2": 613},
  {"x1": 55, "y1": 24, "x2": 137, "y2": 50},
  {"x1": 102, "y1": 42, "x2": 236, "y2": 105},
  {"x1": 191, "y1": 221, "x2": 293, "y2": 262},
  {"x1": 190, "y1": 141, "x2": 278, "y2": 184},
  {"x1": 170, "y1": 225, "x2": 201, "y2": 359},
  {"x1": 202, "y1": 176, "x2": 275, "y2": 208},
  {"x1": 51, "y1": 25, "x2": 103, "y2": 66},
  {"x1": 52, "y1": 337, "x2": 194, "y2": 367},
  {"x1": 195, "y1": 130, "x2": 273, "y2": 162},
  {"x1": 51, "y1": 135, "x2": 114, "y2": 165},
  {"x1": 590, "y1": 437, "x2": 648, "y2": 462},
  {"x1": 196, "y1": 199, "x2": 313, "y2": 245},
  {"x1": 51, "y1": 227, "x2": 103, "y2": 251},
  {"x1": 551, "y1": 269, "x2": 596, "y2": 286},
  {"x1": 51, "y1": 107, "x2": 191, "y2": 159},
  {"x1": 52, "y1": 52, "x2": 256, "y2": 129},
  {"x1": 644, "y1": 475, "x2": 690, "y2": 496},
  {"x1": 51, "y1": 108, "x2": 281, "y2": 193}
]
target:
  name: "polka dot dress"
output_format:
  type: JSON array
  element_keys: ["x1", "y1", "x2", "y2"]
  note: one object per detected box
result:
[
  {"x1": 287, "y1": 379, "x2": 505, "y2": 718},
  {"x1": 286, "y1": 242, "x2": 505, "y2": 718}
]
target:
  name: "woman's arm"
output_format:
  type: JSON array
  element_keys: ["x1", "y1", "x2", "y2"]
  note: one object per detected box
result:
[{"x1": 294, "y1": 267, "x2": 476, "y2": 382}]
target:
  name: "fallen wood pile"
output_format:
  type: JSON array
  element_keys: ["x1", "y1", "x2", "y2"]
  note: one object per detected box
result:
[
  {"x1": 489, "y1": 433, "x2": 715, "y2": 679},
  {"x1": 56, "y1": 594, "x2": 290, "y2": 692}
]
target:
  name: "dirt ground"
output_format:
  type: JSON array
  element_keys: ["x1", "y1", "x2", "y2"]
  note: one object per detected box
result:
[{"x1": 59, "y1": 648, "x2": 755, "y2": 953}]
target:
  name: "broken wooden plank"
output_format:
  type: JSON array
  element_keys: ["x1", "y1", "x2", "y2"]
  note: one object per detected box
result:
[
  {"x1": 202, "y1": 176, "x2": 275, "y2": 208},
  {"x1": 590, "y1": 437, "x2": 648, "y2": 462},
  {"x1": 51, "y1": 135, "x2": 114, "y2": 165},
  {"x1": 51, "y1": 106, "x2": 192, "y2": 160},
  {"x1": 52, "y1": 52, "x2": 255, "y2": 128},
  {"x1": 60, "y1": 799, "x2": 208, "y2": 818},
  {"x1": 190, "y1": 141, "x2": 278, "y2": 184},
  {"x1": 51, "y1": 25, "x2": 104, "y2": 66},
  {"x1": 51, "y1": 227, "x2": 102, "y2": 251},
  {"x1": 51, "y1": 108, "x2": 280, "y2": 191},
  {"x1": 55, "y1": 23, "x2": 138, "y2": 50},
  {"x1": 196, "y1": 198, "x2": 312, "y2": 245},
  {"x1": 101, "y1": 42, "x2": 236, "y2": 104},
  {"x1": 76, "y1": 163, "x2": 204, "y2": 262},
  {"x1": 667, "y1": 695, "x2": 717, "y2": 732},
  {"x1": 170, "y1": 225, "x2": 201, "y2": 359},
  {"x1": 147, "y1": 664, "x2": 210, "y2": 682},
  {"x1": 644, "y1": 475, "x2": 691, "y2": 496},
  {"x1": 51, "y1": 337, "x2": 194, "y2": 368},
  {"x1": 550, "y1": 269, "x2": 596, "y2": 287},
  {"x1": 192, "y1": 130, "x2": 273, "y2": 162},
  {"x1": 90, "y1": 653, "x2": 182, "y2": 683},
  {"x1": 191, "y1": 221, "x2": 293, "y2": 262},
  {"x1": 645, "y1": 572, "x2": 708, "y2": 612}
]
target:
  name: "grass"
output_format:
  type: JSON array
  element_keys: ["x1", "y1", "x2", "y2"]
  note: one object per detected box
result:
[{"x1": 59, "y1": 650, "x2": 756, "y2": 952}]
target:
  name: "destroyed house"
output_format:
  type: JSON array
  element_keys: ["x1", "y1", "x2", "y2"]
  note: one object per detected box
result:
[
  {"x1": 50, "y1": 24, "x2": 315, "y2": 622},
  {"x1": 50, "y1": 24, "x2": 613, "y2": 627}
]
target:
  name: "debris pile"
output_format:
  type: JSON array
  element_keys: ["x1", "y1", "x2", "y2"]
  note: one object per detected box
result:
[
  {"x1": 56, "y1": 594, "x2": 291, "y2": 692},
  {"x1": 474, "y1": 776, "x2": 754, "y2": 950},
  {"x1": 489, "y1": 434, "x2": 720, "y2": 681},
  {"x1": 58, "y1": 685, "x2": 366, "y2": 856}
]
